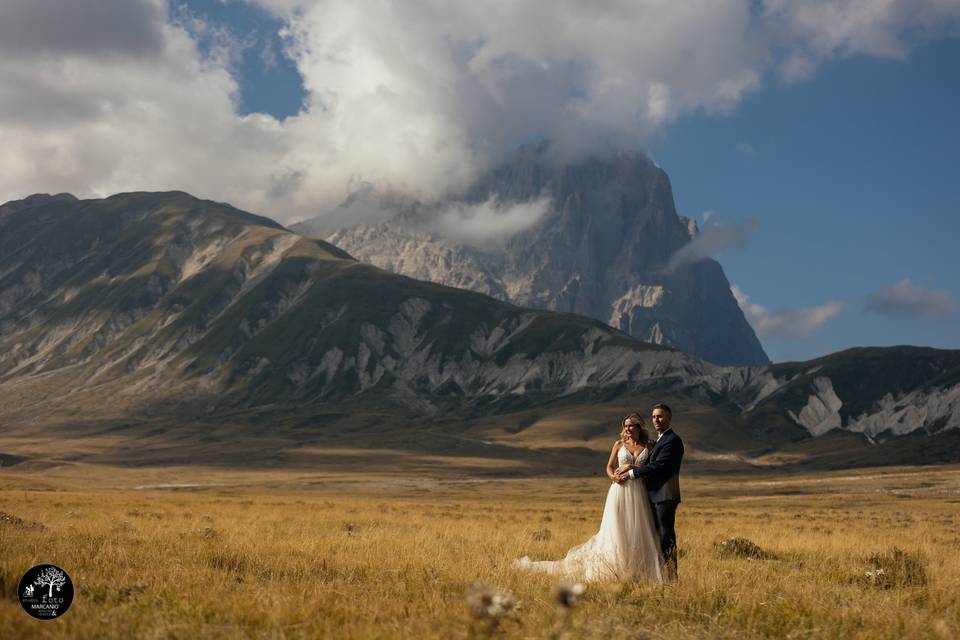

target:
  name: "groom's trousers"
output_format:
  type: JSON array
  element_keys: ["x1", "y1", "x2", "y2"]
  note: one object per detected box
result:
[{"x1": 651, "y1": 499, "x2": 679, "y2": 579}]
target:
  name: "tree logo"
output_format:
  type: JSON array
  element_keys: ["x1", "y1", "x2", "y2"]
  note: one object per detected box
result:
[{"x1": 18, "y1": 564, "x2": 74, "y2": 620}]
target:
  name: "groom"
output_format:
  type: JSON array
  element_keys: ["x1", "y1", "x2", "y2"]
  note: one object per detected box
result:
[{"x1": 615, "y1": 403, "x2": 684, "y2": 580}]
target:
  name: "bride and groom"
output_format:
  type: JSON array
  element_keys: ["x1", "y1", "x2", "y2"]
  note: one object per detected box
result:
[{"x1": 516, "y1": 404, "x2": 684, "y2": 583}]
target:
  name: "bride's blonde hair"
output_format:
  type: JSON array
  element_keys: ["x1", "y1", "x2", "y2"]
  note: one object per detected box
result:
[{"x1": 619, "y1": 413, "x2": 651, "y2": 447}]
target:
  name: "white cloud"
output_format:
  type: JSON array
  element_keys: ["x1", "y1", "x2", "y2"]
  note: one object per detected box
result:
[
  {"x1": 667, "y1": 216, "x2": 759, "y2": 271},
  {"x1": 762, "y1": 0, "x2": 960, "y2": 62},
  {"x1": 732, "y1": 285, "x2": 843, "y2": 338},
  {"x1": 430, "y1": 196, "x2": 553, "y2": 246},
  {"x1": 1, "y1": 0, "x2": 959, "y2": 223},
  {"x1": 864, "y1": 278, "x2": 958, "y2": 319},
  {"x1": 734, "y1": 141, "x2": 756, "y2": 155},
  {"x1": 762, "y1": 0, "x2": 960, "y2": 82}
]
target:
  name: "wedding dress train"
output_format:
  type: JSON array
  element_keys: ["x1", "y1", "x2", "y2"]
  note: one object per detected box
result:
[{"x1": 514, "y1": 446, "x2": 664, "y2": 582}]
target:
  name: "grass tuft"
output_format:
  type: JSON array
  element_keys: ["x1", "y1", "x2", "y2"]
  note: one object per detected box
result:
[
  {"x1": 864, "y1": 547, "x2": 928, "y2": 588},
  {"x1": 715, "y1": 536, "x2": 775, "y2": 560}
]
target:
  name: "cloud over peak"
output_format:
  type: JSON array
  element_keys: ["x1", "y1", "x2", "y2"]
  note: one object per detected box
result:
[
  {"x1": 431, "y1": 196, "x2": 553, "y2": 246},
  {"x1": 667, "y1": 215, "x2": 760, "y2": 271}
]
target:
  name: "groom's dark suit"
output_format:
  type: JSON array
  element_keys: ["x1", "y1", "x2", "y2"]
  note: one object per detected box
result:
[{"x1": 630, "y1": 428, "x2": 684, "y2": 578}]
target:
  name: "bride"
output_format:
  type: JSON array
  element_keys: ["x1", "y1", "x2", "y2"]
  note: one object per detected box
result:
[{"x1": 514, "y1": 414, "x2": 664, "y2": 582}]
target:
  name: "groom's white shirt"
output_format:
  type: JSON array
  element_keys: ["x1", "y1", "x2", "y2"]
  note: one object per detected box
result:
[{"x1": 629, "y1": 427, "x2": 672, "y2": 479}]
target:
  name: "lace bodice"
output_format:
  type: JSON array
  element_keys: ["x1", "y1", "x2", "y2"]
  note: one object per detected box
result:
[{"x1": 618, "y1": 445, "x2": 648, "y2": 466}]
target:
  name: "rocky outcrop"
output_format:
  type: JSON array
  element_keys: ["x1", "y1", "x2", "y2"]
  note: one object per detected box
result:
[
  {"x1": 327, "y1": 223, "x2": 509, "y2": 300},
  {"x1": 845, "y1": 383, "x2": 960, "y2": 439},
  {"x1": 788, "y1": 377, "x2": 844, "y2": 436},
  {"x1": 778, "y1": 375, "x2": 960, "y2": 440},
  {"x1": 296, "y1": 144, "x2": 769, "y2": 366}
]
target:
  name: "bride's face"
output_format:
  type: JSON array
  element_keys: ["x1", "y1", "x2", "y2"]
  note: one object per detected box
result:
[{"x1": 623, "y1": 421, "x2": 641, "y2": 440}]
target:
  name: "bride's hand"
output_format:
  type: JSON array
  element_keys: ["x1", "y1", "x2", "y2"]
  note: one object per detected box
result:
[{"x1": 612, "y1": 464, "x2": 631, "y2": 484}]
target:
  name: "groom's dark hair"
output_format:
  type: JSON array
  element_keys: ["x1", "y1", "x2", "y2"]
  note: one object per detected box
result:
[{"x1": 652, "y1": 403, "x2": 672, "y2": 417}]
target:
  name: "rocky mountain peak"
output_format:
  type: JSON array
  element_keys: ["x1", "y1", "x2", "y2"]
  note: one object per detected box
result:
[{"x1": 294, "y1": 144, "x2": 769, "y2": 366}]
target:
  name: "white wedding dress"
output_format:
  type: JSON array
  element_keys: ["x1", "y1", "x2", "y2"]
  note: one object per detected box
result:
[{"x1": 514, "y1": 446, "x2": 664, "y2": 582}]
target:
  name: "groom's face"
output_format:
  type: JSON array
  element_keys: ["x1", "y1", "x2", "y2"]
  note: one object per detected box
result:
[{"x1": 651, "y1": 408, "x2": 671, "y2": 433}]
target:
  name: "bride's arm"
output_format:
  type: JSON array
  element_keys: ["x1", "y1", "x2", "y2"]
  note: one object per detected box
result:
[{"x1": 606, "y1": 441, "x2": 622, "y2": 480}]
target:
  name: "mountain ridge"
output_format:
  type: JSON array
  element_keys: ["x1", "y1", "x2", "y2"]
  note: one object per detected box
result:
[
  {"x1": 0, "y1": 191, "x2": 695, "y2": 411},
  {"x1": 1, "y1": 191, "x2": 958, "y2": 471}
]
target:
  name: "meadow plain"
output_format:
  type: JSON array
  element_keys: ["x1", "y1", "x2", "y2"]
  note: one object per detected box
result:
[{"x1": 2, "y1": 462, "x2": 959, "y2": 639}]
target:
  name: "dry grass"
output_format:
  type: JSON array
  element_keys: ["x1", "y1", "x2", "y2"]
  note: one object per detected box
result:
[{"x1": 1, "y1": 466, "x2": 959, "y2": 639}]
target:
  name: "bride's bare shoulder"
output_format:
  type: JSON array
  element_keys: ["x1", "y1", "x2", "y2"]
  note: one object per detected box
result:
[{"x1": 610, "y1": 440, "x2": 622, "y2": 451}]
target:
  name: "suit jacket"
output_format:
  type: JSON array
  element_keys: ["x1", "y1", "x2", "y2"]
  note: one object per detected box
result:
[{"x1": 632, "y1": 429, "x2": 683, "y2": 503}]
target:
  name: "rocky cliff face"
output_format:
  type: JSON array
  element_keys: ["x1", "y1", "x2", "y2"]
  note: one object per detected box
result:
[{"x1": 297, "y1": 144, "x2": 769, "y2": 366}]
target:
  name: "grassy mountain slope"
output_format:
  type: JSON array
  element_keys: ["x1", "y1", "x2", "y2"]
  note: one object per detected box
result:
[{"x1": 0, "y1": 191, "x2": 682, "y2": 417}]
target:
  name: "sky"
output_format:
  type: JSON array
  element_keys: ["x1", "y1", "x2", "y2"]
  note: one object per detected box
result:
[{"x1": 1, "y1": 0, "x2": 958, "y2": 363}]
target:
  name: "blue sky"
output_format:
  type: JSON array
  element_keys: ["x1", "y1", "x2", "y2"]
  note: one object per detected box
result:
[
  {"x1": 650, "y1": 37, "x2": 960, "y2": 362},
  {"x1": 174, "y1": 0, "x2": 304, "y2": 118},
  {"x1": 2, "y1": 0, "x2": 957, "y2": 363}
]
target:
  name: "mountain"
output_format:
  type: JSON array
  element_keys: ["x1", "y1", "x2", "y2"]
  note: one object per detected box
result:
[
  {"x1": 0, "y1": 191, "x2": 711, "y2": 417},
  {"x1": 1, "y1": 191, "x2": 957, "y2": 472},
  {"x1": 293, "y1": 143, "x2": 769, "y2": 367}
]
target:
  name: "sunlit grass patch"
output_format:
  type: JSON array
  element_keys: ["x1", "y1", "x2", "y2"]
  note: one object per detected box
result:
[{"x1": 0, "y1": 468, "x2": 958, "y2": 638}]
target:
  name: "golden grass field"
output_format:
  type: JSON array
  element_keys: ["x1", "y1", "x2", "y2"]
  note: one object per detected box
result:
[{"x1": 2, "y1": 462, "x2": 959, "y2": 639}]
